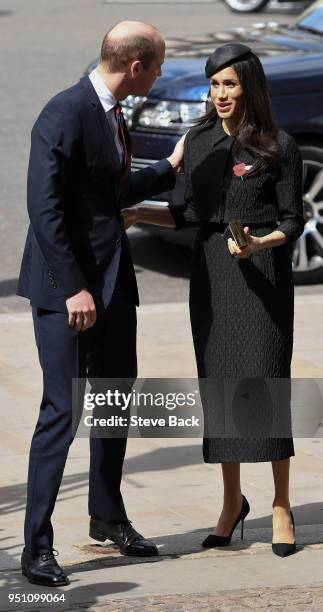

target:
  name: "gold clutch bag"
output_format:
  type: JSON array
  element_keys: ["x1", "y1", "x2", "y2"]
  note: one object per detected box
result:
[{"x1": 222, "y1": 220, "x2": 248, "y2": 248}]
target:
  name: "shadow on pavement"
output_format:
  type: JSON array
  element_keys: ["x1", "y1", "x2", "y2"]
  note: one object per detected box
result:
[
  {"x1": 0, "y1": 570, "x2": 138, "y2": 611},
  {"x1": 0, "y1": 279, "x2": 18, "y2": 298},
  {"x1": 0, "y1": 445, "x2": 202, "y2": 516}
]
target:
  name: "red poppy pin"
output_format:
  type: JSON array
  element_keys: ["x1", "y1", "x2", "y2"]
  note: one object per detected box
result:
[{"x1": 232, "y1": 162, "x2": 252, "y2": 182}]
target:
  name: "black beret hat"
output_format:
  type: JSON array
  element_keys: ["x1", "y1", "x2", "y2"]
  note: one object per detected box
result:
[{"x1": 205, "y1": 43, "x2": 253, "y2": 78}]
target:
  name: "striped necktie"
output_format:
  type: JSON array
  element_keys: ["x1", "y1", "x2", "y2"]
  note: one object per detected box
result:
[{"x1": 113, "y1": 102, "x2": 131, "y2": 172}]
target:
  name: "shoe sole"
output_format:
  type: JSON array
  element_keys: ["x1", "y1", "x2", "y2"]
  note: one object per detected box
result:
[{"x1": 120, "y1": 548, "x2": 159, "y2": 557}]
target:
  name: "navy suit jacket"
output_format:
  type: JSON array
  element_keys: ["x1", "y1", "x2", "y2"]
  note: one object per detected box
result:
[{"x1": 17, "y1": 76, "x2": 176, "y2": 313}]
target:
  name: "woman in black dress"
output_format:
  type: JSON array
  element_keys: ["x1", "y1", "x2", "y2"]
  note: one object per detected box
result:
[{"x1": 122, "y1": 44, "x2": 304, "y2": 557}]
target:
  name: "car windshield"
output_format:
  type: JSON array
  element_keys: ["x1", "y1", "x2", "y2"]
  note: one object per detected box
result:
[{"x1": 296, "y1": 1, "x2": 323, "y2": 36}]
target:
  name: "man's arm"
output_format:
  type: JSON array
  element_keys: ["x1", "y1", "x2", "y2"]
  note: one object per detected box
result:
[
  {"x1": 27, "y1": 103, "x2": 86, "y2": 295},
  {"x1": 27, "y1": 102, "x2": 96, "y2": 330}
]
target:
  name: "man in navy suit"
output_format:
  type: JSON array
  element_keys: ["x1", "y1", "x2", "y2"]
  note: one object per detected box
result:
[{"x1": 17, "y1": 20, "x2": 184, "y2": 586}]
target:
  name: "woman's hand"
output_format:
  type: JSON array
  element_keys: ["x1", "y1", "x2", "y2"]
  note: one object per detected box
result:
[
  {"x1": 121, "y1": 206, "x2": 139, "y2": 230},
  {"x1": 227, "y1": 227, "x2": 262, "y2": 259}
]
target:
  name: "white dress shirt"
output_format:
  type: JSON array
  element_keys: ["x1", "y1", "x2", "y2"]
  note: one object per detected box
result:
[{"x1": 89, "y1": 68, "x2": 123, "y2": 163}]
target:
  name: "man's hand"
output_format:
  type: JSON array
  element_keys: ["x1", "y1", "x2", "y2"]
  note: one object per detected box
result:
[
  {"x1": 227, "y1": 227, "x2": 263, "y2": 259},
  {"x1": 121, "y1": 206, "x2": 139, "y2": 230},
  {"x1": 66, "y1": 288, "x2": 97, "y2": 331},
  {"x1": 167, "y1": 133, "x2": 187, "y2": 174}
]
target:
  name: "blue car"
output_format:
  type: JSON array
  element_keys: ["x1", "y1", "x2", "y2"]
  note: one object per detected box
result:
[{"x1": 86, "y1": 0, "x2": 323, "y2": 283}]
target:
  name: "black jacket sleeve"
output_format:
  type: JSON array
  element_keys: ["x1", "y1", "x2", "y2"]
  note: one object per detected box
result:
[
  {"x1": 275, "y1": 137, "x2": 305, "y2": 243},
  {"x1": 168, "y1": 131, "x2": 200, "y2": 229},
  {"x1": 27, "y1": 103, "x2": 87, "y2": 296},
  {"x1": 124, "y1": 159, "x2": 176, "y2": 206}
]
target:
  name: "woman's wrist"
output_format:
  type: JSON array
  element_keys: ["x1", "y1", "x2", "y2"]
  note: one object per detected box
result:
[
  {"x1": 255, "y1": 236, "x2": 266, "y2": 251},
  {"x1": 257, "y1": 231, "x2": 287, "y2": 251},
  {"x1": 131, "y1": 205, "x2": 175, "y2": 228},
  {"x1": 135, "y1": 206, "x2": 142, "y2": 223},
  {"x1": 137, "y1": 206, "x2": 152, "y2": 223}
]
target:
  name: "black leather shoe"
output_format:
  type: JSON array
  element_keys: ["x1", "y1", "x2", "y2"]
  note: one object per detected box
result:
[
  {"x1": 272, "y1": 510, "x2": 296, "y2": 557},
  {"x1": 21, "y1": 548, "x2": 69, "y2": 587},
  {"x1": 89, "y1": 518, "x2": 158, "y2": 556},
  {"x1": 202, "y1": 494, "x2": 250, "y2": 548}
]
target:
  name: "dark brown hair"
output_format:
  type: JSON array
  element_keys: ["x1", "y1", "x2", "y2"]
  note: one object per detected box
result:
[
  {"x1": 195, "y1": 53, "x2": 281, "y2": 177},
  {"x1": 101, "y1": 33, "x2": 158, "y2": 71}
]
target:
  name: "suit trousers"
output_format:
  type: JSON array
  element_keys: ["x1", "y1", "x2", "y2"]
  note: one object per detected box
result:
[{"x1": 24, "y1": 282, "x2": 137, "y2": 554}]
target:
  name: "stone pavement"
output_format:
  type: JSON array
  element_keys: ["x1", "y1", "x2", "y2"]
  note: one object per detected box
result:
[
  {"x1": 0, "y1": 295, "x2": 323, "y2": 610},
  {"x1": 68, "y1": 585, "x2": 323, "y2": 611}
]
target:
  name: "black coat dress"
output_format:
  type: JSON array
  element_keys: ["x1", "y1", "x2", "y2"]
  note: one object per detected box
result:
[{"x1": 170, "y1": 119, "x2": 304, "y2": 463}]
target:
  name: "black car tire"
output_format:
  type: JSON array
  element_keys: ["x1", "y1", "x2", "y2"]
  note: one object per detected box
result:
[
  {"x1": 222, "y1": 0, "x2": 269, "y2": 13},
  {"x1": 293, "y1": 144, "x2": 323, "y2": 285}
]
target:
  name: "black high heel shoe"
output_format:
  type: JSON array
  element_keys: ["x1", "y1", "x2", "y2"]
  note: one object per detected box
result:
[
  {"x1": 272, "y1": 510, "x2": 296, "y2": 557},
  {"x1": 202, "y1": 494, "x2": 250, "y2": 548}
]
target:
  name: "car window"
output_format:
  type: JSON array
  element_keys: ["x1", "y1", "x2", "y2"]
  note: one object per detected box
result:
[{"x1": 297, "y1": 5, "x2": 323, "y2": 36}]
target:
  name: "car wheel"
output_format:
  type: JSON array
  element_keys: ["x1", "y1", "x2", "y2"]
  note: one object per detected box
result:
[
  {"x1": 292, "y1": 145, "x2": 323, "y2": 285},
  {"x1": 222, "y1": 0, "x2": 269, "y2": 13}
]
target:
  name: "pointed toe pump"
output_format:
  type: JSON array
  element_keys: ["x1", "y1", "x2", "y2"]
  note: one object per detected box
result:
[
  {"x1": 202, "y1": 494, "x2": 250, "y2": 548},
  {"x1": 272, "y1": 510, "x2": 296, "y2": 557}
]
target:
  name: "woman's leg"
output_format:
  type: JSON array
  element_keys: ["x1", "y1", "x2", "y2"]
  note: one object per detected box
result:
[
  {"x1": 212, "y1": 462, "x2": 244, "y2": 536},
  {"x1": 271, "y1": 458, "x2": 295, "y2": 544}
]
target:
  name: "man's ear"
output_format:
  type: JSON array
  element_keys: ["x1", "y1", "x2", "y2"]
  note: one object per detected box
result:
[{"x1": 130, "y1": 60, "x2": 142, "y2": 78}]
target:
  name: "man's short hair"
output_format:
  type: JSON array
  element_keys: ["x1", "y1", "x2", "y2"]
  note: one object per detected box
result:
[{"x1": 101, "y1": 33, "x2": 159, "y2": 71}]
